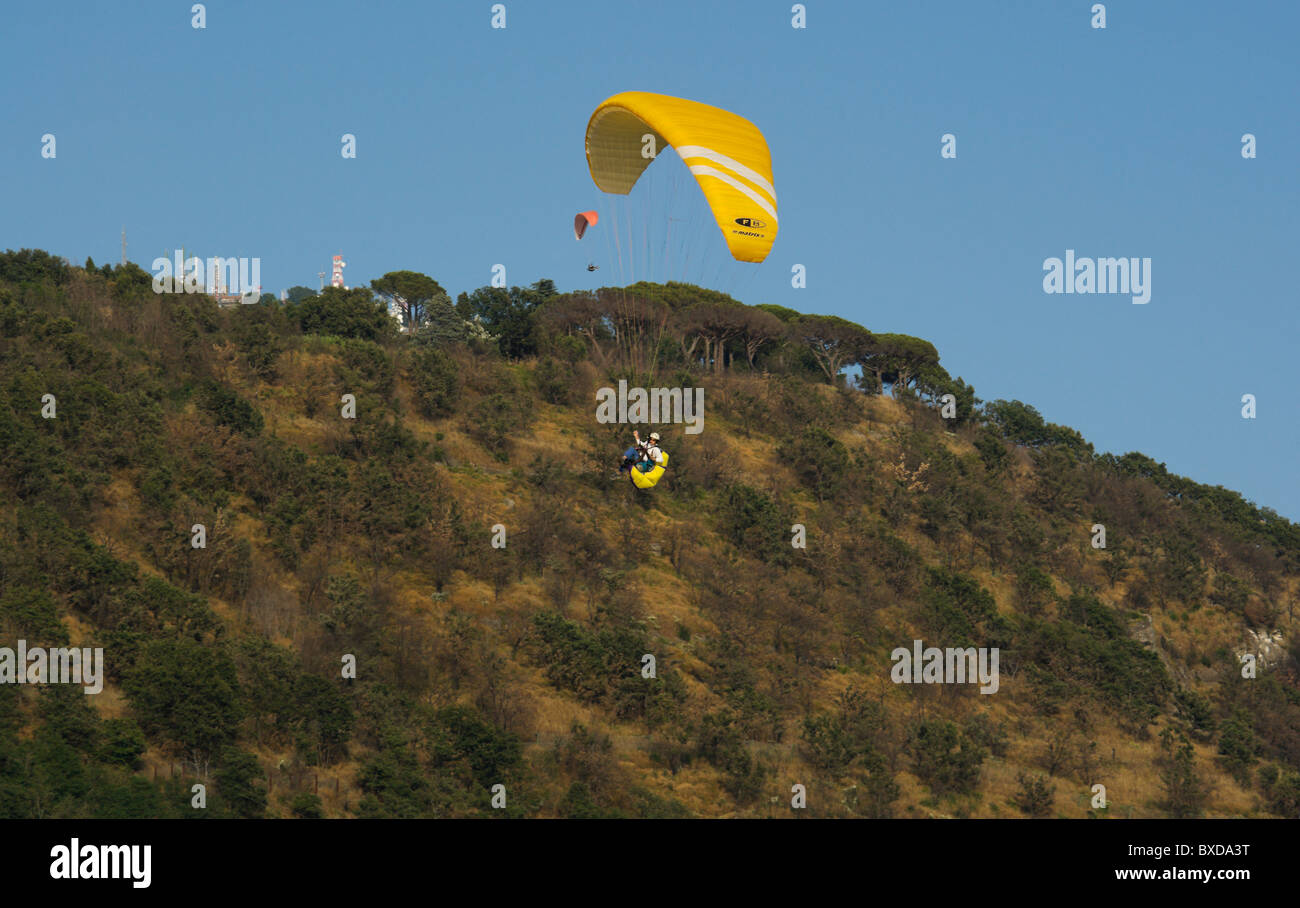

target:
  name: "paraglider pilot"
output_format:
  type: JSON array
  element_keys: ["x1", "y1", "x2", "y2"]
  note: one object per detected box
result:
[{"x1": 619, "y1": 430, "x2": 664, "y2": 475}]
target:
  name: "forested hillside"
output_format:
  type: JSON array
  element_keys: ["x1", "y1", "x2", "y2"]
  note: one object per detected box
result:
[{"x1": 1, "y1": 248, "x2": 1297, "y2": 818}]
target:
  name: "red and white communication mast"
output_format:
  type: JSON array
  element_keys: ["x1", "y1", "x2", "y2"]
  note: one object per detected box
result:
[{"x1": 331, "y1": 254, "x2": 347, "y2": 289}]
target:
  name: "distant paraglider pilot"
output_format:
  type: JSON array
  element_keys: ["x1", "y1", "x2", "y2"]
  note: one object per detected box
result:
[{"x1": 587, "y1": 264, "x2": 599, "y2": 272}]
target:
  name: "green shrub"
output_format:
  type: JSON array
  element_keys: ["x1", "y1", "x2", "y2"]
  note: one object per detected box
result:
[
  {"x1": 908, "y1": 720, "x2": 986, "y2": 797},
  {"x1": 410, "y1": 347, "x2": 462, "y2": 418},
  {"x1": 195, "y1": 380, "x2": 263, "y2": 436},
  {"x1": 778, "y1": 426, "x2": 849, "y2": 500},
  {"x1": 289, "y1": 791, "x2": 324, "y2": 819},
  {"x1": 718, "y1": 483, "x2": 790, "y2": 565},
  {"x1": 1012, "y1": 772, "x2": 1055, "y2": 817}
]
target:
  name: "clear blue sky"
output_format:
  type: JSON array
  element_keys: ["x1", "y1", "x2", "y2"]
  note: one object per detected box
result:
[{"x1": 3, "y1": 1, "x2": 1296, "y2": 519}]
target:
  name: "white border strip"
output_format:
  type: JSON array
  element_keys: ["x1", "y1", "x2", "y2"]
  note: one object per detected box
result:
[
  {"x1": 687, "y1": 165, "x2": 779, "y2": 226},
  {"x1": 675, "y1": 145, "x2": 777, "y2": 206}
]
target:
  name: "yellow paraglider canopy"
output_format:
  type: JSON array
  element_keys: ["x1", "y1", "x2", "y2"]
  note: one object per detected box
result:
[
  {"x1": 629, "y1": 451, "x2": 669, "y2": 490},
  {"x1": 585, "y1": 92, "x2": 778, "y2": 264}
]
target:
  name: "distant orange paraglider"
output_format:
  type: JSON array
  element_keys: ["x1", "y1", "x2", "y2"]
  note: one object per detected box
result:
[{"x1": 574, "y1": 210, "x2": 598, "y2": 240}]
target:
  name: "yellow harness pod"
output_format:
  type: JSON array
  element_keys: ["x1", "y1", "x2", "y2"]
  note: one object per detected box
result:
[{"x1": 630, "y1": 451, "x2": 669, "y2": 490}]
